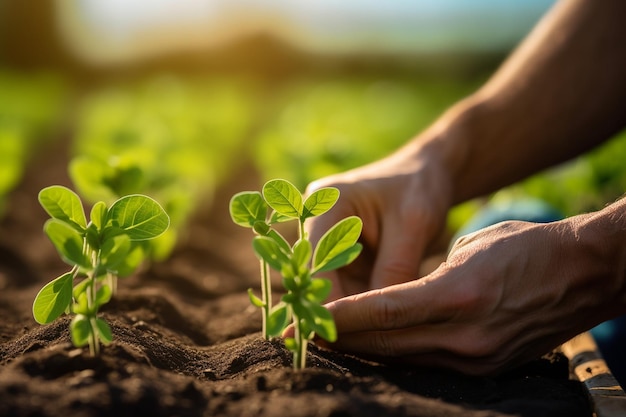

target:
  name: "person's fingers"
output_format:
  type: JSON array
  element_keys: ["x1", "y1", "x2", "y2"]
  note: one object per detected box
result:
[
  {"x1": 369, "y1": 217, "x2": 425, "y2": 289},
  {"x1": 326, "y1": 271, "x2": 459, "y2": 335}
]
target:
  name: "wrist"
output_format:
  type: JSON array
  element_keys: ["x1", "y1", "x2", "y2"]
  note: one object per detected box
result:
[
  {"x1": 409, "y1": 93, "x2": 488, "y2": 206},
  {"x1": 570, "y1": 197, "x2": 626, "y2": 315}
]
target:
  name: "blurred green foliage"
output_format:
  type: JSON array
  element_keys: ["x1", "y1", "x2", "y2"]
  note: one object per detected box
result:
[
  {"x1": 69, "y1": 75, "x2": 258, "y2": 259},
  {"x1": 254, "y1": 76, "x2": 481, "y2": 189},
  {"x1": 0, "y1": 70, "x2": 69, "y2": 214},
  {"x1": 499, "y1": 131, "x2": 626, "y2": 217},
  {"x1": 1, "y1": 67, "x2": 625, "y2": 247}
]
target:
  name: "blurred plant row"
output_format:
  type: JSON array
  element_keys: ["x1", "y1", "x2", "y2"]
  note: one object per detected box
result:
[{"x1": 2, "y1": 68, "x2": 625, "y2": 253}]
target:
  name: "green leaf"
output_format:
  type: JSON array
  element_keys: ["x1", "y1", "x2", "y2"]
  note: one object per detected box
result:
[
  {"x1": 100, "y1": 234, "x2": 131, "y2": 270},
  {"x1": 90, "y1": 201, "x2": 108, "y2": 230},
  {"x1": 284, "y1": 337, "x2": 298, "y2": 352},
  {"x1": 107, "y1": 194, "x2": 170, "y2": 241},
  {"x1": 73, "y1": 292, "x2": 91, "y2": 315},
  {"x1": 44, "y1": 219, "x2": 91, "y2": 268},
  {"x1": 292, "y1": 301, "x2": 337, "y2": 342},
  {"x1": 252, "y1": 236, "x2": 290, "y2": 271},
  {"x1": 85, "y1": 224, "x2": 100, "y2": 250},
  {"x1": 269, "y1": 211, "x2": 293, "y2": 224},
  {"x1": 247, "y1": 288, "x2": 265, "y2": 307},
  {"x1": 314, "y1": 243, "x2": 363, "y2": 274},
  {"x1": 95, "y1": 284, "x2": 112, "y2": 306},
  {"x1": 38, "y1": 185, "x2": 87, "y2": 231},
  {"x1": 266, "y1": 229, "x2": 291, "y2": 254},
  {"x1": 282, "y1": 279, "x2": 297, "y2": 293},
  {"x1": 32, "y1": 272, "x2": 73, "y2": 324},
  {"x1": 73, "y1": 278, "x2": 90, "y2": 299},
  {"x1": 112, "y1": 243, "x2": 145, "y2": 278},
  {"x1": 291, "y1": 239, "x2": 312, "y2": 272},
  {"x1": 262, "y1": 179, "x2": 303, "y2": 218},
  {"x1": 267, "y1": 303, "x2": 290, "y2": 337},
  {"x1": 229, "y1": 192, "x2": 267, "y2": 228},
  {"x1": 95, "y1": 318, "x2": 112, "y2": 344},
  {"x1": 313, "y1": 216, "x2": 362, "y2": 273},
  {"x1": 302, "y1": 187, "x2": 339, "y2": 220},
  {"x1": 306, "y1": 278, "x2": 332, "y2": 303},
  {"x1": 70, "y1": 314, "x2": 92, "y2": 347}
]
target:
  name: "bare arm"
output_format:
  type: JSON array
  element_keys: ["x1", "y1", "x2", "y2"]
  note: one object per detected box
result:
[
  {"x1": 305, "y1": 0, "x2": 626, "y2": 295},
  {"x1": 418, "y1": 0, "x2": 626, "y2": 204}
]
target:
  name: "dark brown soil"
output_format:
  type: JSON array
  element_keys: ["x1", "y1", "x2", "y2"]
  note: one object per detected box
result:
[{"x1": 0, "y1": 139, "x2": 592, "y2": 417}]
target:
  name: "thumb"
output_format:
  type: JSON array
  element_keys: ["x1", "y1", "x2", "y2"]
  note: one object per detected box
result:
[{"x1": 370, "y1": 216, "x2": 424, "y2": 289}]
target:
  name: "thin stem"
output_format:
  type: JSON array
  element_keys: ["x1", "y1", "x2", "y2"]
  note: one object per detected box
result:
[
  {"x1": 298, "y1": 220, "x2": 305, "y2": 241},
  {"x1": 260, "y1": 259, "x2": 272, "y2": 339},
  {"x1": 292, "y1": 315, "x2": 307, "y2": 370},
  {"x1": 89, "y1": 317, "x2": 100, "y2": 356}
]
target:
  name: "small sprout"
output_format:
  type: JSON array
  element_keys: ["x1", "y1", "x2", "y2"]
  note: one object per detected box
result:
[
  {"x1": 33, "y1": 185, "x2": 169, "y2": 355},
  {"x1": 230, "y1": 179, "x2": 362, "y2": 369}
]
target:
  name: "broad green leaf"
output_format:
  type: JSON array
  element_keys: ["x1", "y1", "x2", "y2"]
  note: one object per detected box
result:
[
  {"x1": 302, "y1": 187, "x2": 339, "y2": 220},
  {"x1": 262, "y1": 179, "x2": 302, "y2": 218},
  {"x1": 305, "y1": 278, "x2": 332, "y2": 303},
  {"x1": 269, "y1": 211, "x2": 292, "y2": 224},
  {"x1": 313, "y1": 243, "x2": 363, "y2": 274},
  {"x1": 284, "y1": 337, "x2": 297, "y2": 352},
  {"x1": 107, "y1": 194, "x2": 169, "y2": 241},
  {"x1": 292, "y1": 300, "x2": 336, "y2": 342},
  {"x1": 313, "y1": 216, "x2": 362, "y2": 273},
  {"x1": 73, "y1": 278, "x2": 90, "y2": 299},
  {"x1": 229, "y1": 192, "x2": 267, "y2": 228},
  {"x1": 73, "y1": 292, "x2": 91, "y2": 315},
  {"x1": 252, "y1": 236, "x2": 290, "y2": 271},
  {"x1": 100, "y1": 234, "x2": 131, "y2": 270},
  {"x1": 70, "y1": 314, "x2": 92, "y2": 347},
  {"x1": 113, "y1": 243, "x2": 145, "y2": 278},
  {"x1": 267, "y1": 303, "x2": 290, "y2": 337},
  {"x1": 85, "y1": 224, "x2": 100, "y2": 250},
  {"x1": 38, "y1": 185, "x2": 86, "y2": 231},
  {"x1": 95, "y1": 318, "x2": 112, "y2": 344},
  {"x1": 308, "y1": 304, "x2": 336, "y2": 342},
  {"x1": 291, "y1": 239, "x2": 312, "y2": 272},
  {"x1": 44, "y1": 219, "x2": 91, "y2": 269},
  {"x1": 96, "y1": 284, "x2": 112, "y2": 306},
  {"x1": 32, "y1": 272, "x2": 73, "y2": 324},
  {"x1": 247, "y1": 288, "x2": 265, "y2": 307},
  {"x1": 267, "y1": 229, "x2": 291, "y2": 253},
  {"x1": 90, "y1": 201, "x2": 108, "y2": 230}
]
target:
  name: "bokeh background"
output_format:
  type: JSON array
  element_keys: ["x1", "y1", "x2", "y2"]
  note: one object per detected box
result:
[{"x1": 1, "y1": 0, "x2": 625, "y2": 244}]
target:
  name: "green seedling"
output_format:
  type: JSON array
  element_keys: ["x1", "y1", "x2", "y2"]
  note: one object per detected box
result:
[
  {"x1": 230, "y1": 179, "x2": 362, "y2": 369},
  {"x1": 33, "y1": 185, "x2": 169, "y2": 355}
]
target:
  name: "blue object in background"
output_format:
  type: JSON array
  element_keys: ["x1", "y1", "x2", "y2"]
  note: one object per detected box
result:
[
  {"x1": 455, "y1": 197, "x2": 625, "y2": 387},
  {"x1": 452, "y1": 197, "x2": 563, "y2": 243}
]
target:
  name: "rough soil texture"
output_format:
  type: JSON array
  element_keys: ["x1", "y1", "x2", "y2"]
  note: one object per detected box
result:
[{"x1": 0, "y1": 139, "x2": 592, "y2": 417}]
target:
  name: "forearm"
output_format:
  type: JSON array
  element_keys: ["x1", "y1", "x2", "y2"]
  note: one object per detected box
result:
[{"x1": 413, "y1": 0, "x2": 626, "y2": 204}]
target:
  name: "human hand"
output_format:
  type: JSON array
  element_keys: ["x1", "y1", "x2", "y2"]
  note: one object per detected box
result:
[
  {"x1": 305, "y1": 146, "x2": 452, "y2": 300},
  {"x1": 321, "y1": 219, "x2": 615, "y2": 375}
]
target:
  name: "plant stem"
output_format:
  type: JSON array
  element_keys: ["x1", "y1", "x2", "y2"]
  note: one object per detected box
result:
[
  {"x1": 89, "y1": 317, "x2": 99, "y2": 356},
  {"x1": 260, "y1": 259, "x2": 271, "y2": 339},
  {"x1": 292, "y1": 314, "x2": 307, "y2": 370},
  {"x1": 298, "y1": 220, "x2": 305, "y2": 241}
]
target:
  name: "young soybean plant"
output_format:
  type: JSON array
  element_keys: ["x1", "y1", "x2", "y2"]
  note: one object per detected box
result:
[
  {"x1": 33, "y1": 185, "x2": 169, "y2": 355},
  {"x1": 230, "y1": 179, "x2": 362, "y2": 369}
]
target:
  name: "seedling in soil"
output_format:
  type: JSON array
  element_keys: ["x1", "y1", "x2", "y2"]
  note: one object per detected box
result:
[
  {"x1": 33, "y1": 185, "x2": 169, "y2": 355},
  {"x1": 230, "y1": 179, "x2": 362, "y2": 369}
]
